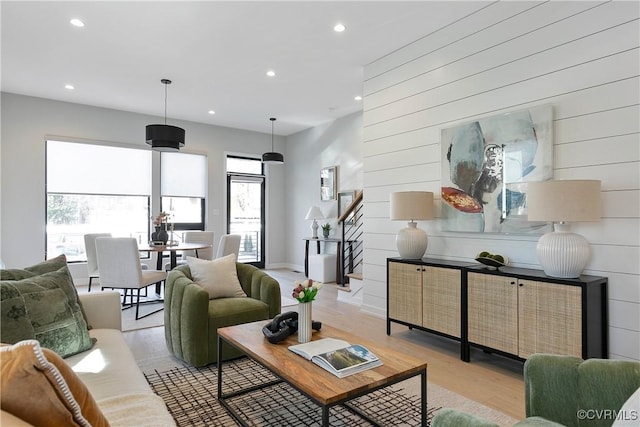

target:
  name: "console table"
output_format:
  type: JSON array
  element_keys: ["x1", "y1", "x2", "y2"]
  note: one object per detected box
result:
[
  {"x1": 387, "y1": 257, "x2": 608, "y2": 362},
  {"x1": 386, "y1": 258, "x2": 474, "y2": 360}
]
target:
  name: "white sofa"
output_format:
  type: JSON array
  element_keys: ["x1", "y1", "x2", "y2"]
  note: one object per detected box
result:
[{"x1": 1, "y1": 291, "x2": 175, "y2": 427}]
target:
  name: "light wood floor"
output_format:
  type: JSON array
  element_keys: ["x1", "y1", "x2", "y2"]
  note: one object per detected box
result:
[{"x1": 123, "y1": 268, "x2": 525, "y2": 421}]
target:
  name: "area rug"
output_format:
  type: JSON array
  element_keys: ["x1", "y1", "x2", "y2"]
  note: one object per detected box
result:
[{"x1": 144, "y1": 357, "x2": 437, "y2": 426}]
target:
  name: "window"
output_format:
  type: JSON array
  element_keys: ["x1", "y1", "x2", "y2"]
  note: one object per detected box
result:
[
  {"x1": 227, "y1": 156, "x2": 262, "y2": 175},
  {"x1": 160, "y1": 152, "x2": 207, "y2": 240},
  {"x1": 226, "y1": 155, "x2": 264, "y2": 267},
  {"x1": 46, "y1": 140, "x2": 152, "y2": 261}
]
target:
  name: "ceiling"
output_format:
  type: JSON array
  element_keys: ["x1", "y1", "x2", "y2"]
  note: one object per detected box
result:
[{"x1": 1, "y1": 1, "x2": 488, "y2": 136}]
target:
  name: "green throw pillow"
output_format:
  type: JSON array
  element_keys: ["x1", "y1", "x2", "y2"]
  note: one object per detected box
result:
[
  {"x1": 0, "y1": 254, "x2": 69, "y2": 280},
  {"x1": 0, "y1": 255, "x2": 91, "y2": 328},
  {"x1": 0, "y1": 261, "x2": 95, "y2": 358}
]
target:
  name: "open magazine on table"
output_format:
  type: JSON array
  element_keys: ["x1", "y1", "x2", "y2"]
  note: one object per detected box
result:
[{"x1": 288, "y1": 338, "x2": 383, "y2": 378}]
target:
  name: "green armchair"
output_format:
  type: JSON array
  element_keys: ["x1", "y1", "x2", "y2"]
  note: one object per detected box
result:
[
  {"x1": 432, "y1": 354, "x2": 640, "y2": 427},
  {"x1": 164, "y1": 263, "x2": 281, "y2": 367}
]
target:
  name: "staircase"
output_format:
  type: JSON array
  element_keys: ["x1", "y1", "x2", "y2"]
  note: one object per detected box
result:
[{"x1": 337, "y1": 190, "x2": 363, "y2": 305}]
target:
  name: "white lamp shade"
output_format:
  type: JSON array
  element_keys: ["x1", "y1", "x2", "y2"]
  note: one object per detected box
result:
[
  {"x1": 305, "y1": 206, "x2": 324, "y2": 220},
  {"x1": 390, "y1": 191, "x2": 435, "y2": 221},
  {"x1": 527, "y1": 180, "x2": 601, "y2": 222}
]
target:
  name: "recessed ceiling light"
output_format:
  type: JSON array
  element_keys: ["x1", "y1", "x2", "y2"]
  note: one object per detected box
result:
[
  {"x1": 266, "y1": 70, "x2": 276, "y2": 77},
  {"x1": 208, "y1": 110, "x2": 216, "y2": 115},
  {"x1": 65, "y1": 84, "x2": 75, "y2": 90},
  {"x1": 70, "y1": 18, "x2": 84, "y2": 27},
  {"x1": 334, "y1": 23, "x2": 346, "y2": 32},
  {"x1": 354, "y1": 96, "x2": 362, "y2": 101}
]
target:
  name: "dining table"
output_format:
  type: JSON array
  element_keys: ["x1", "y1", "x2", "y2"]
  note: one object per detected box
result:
[{"x1": 138, "y1": 242, "x2": 213, "y2": 293}]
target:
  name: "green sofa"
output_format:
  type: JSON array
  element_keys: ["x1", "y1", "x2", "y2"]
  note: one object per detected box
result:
[
  {"x1": 164, "y1": 263, "x2": 281, "y2": 367},
  {"x1": 432, "y1": 354, "x2": 640, "y2": 427}
]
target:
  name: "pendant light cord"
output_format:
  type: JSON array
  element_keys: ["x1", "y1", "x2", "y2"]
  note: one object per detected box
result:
[
  {"x1": 164, "y1": 83, "x2": 168, "y2": 125},
  {"x1": 270, "y1": 117, "x2": 276, "y2": 151},
  {"x1": 161, "y1": 78, "x2": 172, "y2": 125}
]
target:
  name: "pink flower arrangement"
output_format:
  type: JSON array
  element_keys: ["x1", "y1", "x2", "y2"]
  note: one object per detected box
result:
[
  {"x1": 292, "y1": 279, "x2": 322, "y2": 303},
  {"x1": 152, "y1": 211, "x2": 171, "y2": 226}
]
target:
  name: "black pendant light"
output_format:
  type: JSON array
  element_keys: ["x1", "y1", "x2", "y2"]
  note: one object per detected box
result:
[
  {"x1": 262, "y1": 117, "x2": 284, "y2": 164},
  {"x1": 146, "y1": 79, "x2": 185, "y2": 151}
]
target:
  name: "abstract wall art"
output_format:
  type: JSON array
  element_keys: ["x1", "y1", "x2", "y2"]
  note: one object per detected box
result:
[{"x1": 441, "y1": 105, "x2": 553, "y2": 234}]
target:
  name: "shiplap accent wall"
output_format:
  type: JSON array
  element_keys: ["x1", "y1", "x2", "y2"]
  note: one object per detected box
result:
[{"x1": 361, "y1": 1, "x2": 639, "y2": 361}]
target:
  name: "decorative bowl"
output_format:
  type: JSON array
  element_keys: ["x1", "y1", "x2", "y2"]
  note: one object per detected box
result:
[{"x1": 475, "y1": 255, "x2": 509, "y2": 270}]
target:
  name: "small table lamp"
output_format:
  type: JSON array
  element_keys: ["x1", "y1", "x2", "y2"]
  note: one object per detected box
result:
[
  {"x1": 390, "y1": 191, "x2": 435, "y2": 259},
  {"x1": 527, "y1": 180, "x2": 601, "y2": 278},
  {"x1": 305, "y1": 206, "x2": 324, "y2": 239}
]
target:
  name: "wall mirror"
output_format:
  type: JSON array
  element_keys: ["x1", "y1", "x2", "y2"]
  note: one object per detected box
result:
[{"x1": 320, "y1": 166, "x2": 337, "y2": 201}]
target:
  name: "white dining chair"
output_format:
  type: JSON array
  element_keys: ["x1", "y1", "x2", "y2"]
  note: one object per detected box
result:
[
  {"x1": 216, "y1": 234, "x2": 241, "y2": 258},
  {"x1": 95, "y1": 237, "x2": 167, "y2": 320},
  {"x1": 85, "y1": 232, "x2": 148, "y2": 292},
  {"x1": 84, "y1": 233, "x2": 111, "y2": 292},
  {"x1": 164, "y1": 231, "x2": 214, "y2": 270}
]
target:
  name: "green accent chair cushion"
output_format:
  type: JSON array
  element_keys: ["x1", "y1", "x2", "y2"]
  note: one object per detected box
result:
[
  {"x1": 431, "y1": 354, "x2": 640, "y2": 427},
  {"x1": 0, "y1": 256, "x2": 95, "y2": 358},
  {"x1": 164, "y1": 263, "x2": 281, "y2": 367}
]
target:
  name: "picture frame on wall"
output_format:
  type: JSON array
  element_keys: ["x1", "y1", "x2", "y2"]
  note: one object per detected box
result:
[
  {"x1": 320, "y1": 166, "x2": 337, "y2": 201},
  {"x1": 338, "y1": 190, "x2": 356, "y2": 225},
  {"x1": 440, "y1": 104, "x2": 554, "y2": 234}
]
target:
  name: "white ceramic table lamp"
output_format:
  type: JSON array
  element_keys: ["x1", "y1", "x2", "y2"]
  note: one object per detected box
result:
[
  {"x1": 527, "y1": 180, "x2": 601, "y2": 278},
  {"x1": 305, "y1": 206, "x2": 324, "y2": 239},
  {"x1": 390, "y1": 191, "x2": 435, "y2": 259}
]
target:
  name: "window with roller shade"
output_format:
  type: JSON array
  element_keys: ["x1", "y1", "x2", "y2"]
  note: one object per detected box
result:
[
  {"x1": 160, "y1": 151, "x2": 207, "y2": 241},
  {"x1": 45, "y1": 140, "x2": 152, "y2": 261}
]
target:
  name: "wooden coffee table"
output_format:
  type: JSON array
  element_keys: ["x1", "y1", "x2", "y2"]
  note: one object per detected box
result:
[{"x1": 217, "y1": 321, "x2": 428, "y2": 426}]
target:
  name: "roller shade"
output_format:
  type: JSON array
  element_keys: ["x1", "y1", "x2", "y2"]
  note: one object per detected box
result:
[
  {"x1": 161, "y1": 152, "x2": 207, "y2": 198},
  {"x1": 47, "y1": 140, "x2": 151, "y2": 196}
]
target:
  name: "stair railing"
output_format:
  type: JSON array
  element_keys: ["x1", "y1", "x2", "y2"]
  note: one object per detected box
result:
[{"x1": 337, "y1": 190, "x2": 363, "y2": 286}]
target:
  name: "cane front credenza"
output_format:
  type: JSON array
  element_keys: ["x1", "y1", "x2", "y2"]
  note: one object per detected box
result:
[{"x1": 387, "y1": 257, "x2": 608, "y2": 363}]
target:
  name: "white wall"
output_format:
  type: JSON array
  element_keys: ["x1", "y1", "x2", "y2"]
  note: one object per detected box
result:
[
  {"x1": 284, "y1": 112, "x2": 363, "y2": 271},
  {"x1": 361, "y1": 1, "x2": 639, "y2": 360},
  {"x1": 0, "y1": 93, "x2": 287, "y2": 276}
]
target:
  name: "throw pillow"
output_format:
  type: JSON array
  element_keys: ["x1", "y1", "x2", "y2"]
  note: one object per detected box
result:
[
  {"x1": 0, "y1": 340, "x2": 110, "y2": 427},
  {"x1": 187, "y1": 254, "x2": 247, "y2": 299},
  {"x1": 0, "y1": 265, "x2": 95, "y2": 358},
  {"x1": 612, "y1": 387, "x2": 640, "y2": 427},
  {"x1": 0, "y1": 254, "x2": 91, "y2": 328},
  {"x1": 0, "y1": 254, "x2": 68, "y2": 279}
]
